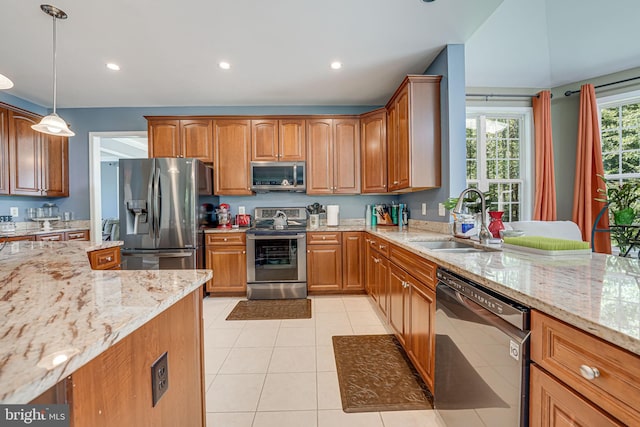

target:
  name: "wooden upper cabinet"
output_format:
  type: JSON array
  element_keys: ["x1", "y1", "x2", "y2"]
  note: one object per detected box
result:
[
  {"x1": 42, "y1": 134, "x2": 69, "y2": 197},
  {"x1": 386, "y1": 75, "x2": 441, "y2": 192},
  {"x1": 181, "y1": 119, "x2": 213, "y2": 162},
  {"x1": 148, "y1": 118, "x2": 213, "y2": 162},
  {"x1": 360, "y1": 109, "x2": 387, "y2": 193},
  {"x1": 148, "y1": 119, "x2": 180, "y2": 158},
  {"x1": 213, "y1": 119, "x2": 252, "y2": 195},
  {"x1": 279, "y1": 119, "x2": 305, "y2": 161},
  {"x1": 251, "y1": 119, "x2": 305, "y2": 161},
  {"x1": 306, "y1": 118, "x2": 360, "y2": 195},
  {"x1": 333, "y1": 118, "x2": 360, "y2": 194},
  {"x1": 0, "y1": 107, "x2": 8, "y2": 195},
  {"x1": 306, "y1": 119, "x2": 334, "y2": 194},
  {"x1": 9, "y1": 111, "x2": 41, "y2": 196}
]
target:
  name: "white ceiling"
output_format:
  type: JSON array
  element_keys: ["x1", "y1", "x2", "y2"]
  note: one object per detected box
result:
[
  {"x1": 1, "y1": 0, "x2": 639, "y2": 109},
  {"x1": 100, "y1": 137, "x2": 148, "y2": 162}
]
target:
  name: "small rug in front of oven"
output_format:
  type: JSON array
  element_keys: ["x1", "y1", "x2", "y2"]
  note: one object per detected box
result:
[
  {"x1": 226, "y1": 298, "x2": 312, "y2": 320},
  {"x1": 332, "y1": 334, "x2": 433, "y2": 413}
]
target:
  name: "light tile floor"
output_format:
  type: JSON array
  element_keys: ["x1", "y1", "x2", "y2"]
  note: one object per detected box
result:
[{"x1": 203, "y1": 295, "x2": 444, "y2": 427}]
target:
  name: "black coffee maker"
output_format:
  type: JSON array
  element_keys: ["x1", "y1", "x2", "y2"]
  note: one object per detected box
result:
[{"x1": 198, "y1": 203, "x2": 218, "y2": 227}]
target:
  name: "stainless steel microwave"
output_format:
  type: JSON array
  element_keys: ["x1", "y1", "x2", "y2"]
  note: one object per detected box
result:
[{"x1": 250, "y1": 161, "x2": 305, "y2": 193}]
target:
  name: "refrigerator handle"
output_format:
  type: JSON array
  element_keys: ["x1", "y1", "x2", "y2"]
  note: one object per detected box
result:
[
  {"x1": 147, "y1": 166, "x2": 155, "y2": 240},
  {"x1": 154, "y1": 167, "x2": 161, "y2": 242}
]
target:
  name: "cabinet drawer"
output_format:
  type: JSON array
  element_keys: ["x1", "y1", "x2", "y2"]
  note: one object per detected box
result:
[
  {"x1": 389, "y1": 244, "x2": 436, "y2": 289},
  {"x1": 530, "y1": 364, "x2": 622, "y2": 427},
  {"x1": 205, "y1": 232, "x2": 246, "y2": 246},
  {"x1": 531, "y1": 310, "x2": 640, "y2": 425},
  {"x1": 65, "y1": 230, "x2": 89, "y2": 241},
  {"x1": 35, "y1": 232, "x2": 64, "y2": 241},
  {"x1": 88, "y1": 247, "x2": 121, "y2": 270},
  {"x1": 365, "y1": 233, "x2": 389, "y2": 257},
  {"x1": 307, "y1": 232, "x2": 341, "y2": 245}
]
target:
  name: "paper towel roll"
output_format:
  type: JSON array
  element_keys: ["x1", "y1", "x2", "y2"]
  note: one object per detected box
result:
[{"x1": 326, "y1": 205, "x2": 340, "y2": 226}]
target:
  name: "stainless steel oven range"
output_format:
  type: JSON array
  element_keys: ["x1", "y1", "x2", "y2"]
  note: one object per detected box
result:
[{"x1": 246, "y1": 207, "x2": 307, "y2": 299}]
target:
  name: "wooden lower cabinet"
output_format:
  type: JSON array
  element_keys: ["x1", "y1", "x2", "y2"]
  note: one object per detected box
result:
[
  {"x1": 407, "y1": 279, "x2": 436, "y2": 392},
  {"x1": 342, "y1": 231, "x2": 364, "y2": 291},
  {"x1": 65, "y1": 230, "x2": 90, "y2": 241},
  {"x1": 205, "y1": 233, "x2": 247, "y2": 295},
  {"x1": 530, "y1": 310, "x2": 640, "y2": 426},
  {"x1": 35, "y1": 232, "x2": 65, "y2": 241},
  {"x1": 70, "y1": 289, "x2": 205, "y2": 427},
  {"x1": 388, "y1": 262, "x2": 410, "y2": 346},
  {"x1": 364, "y1": 233, "x2": 437, "y2": 390},
  {"x1": 307, "y1": 231, "x2": 365, "y2": 294},
  {"x1": 530, "y1": 364, "x2": 622, "y2": 427}
]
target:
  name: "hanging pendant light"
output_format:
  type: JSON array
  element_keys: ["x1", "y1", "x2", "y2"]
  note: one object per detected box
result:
[
  {"x1": 0, "y1": 74, "x2": 14, "y2": 90},
  {"x1": 32, "y1": 4, "x2": 75, "y2": 137}
]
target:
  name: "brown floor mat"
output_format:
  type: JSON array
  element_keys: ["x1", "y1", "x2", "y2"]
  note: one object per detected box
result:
[
  {"x1": 332, "y1": 334, "x2": 433, "y2": 413},
  {"x1": 225, "y1": 299, "x2": 312, "y2": 320}
]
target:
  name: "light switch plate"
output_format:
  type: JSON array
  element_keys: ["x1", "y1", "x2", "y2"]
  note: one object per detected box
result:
[
  {"x1": 438, "y1": 203, "x2": 446, "y2": 216},
  {"x1": 238, "y1": 206, "x2": 245, "y2": 214},
  {"x1": 421, "y1": 203, "x2": 427, "y2": 215}
]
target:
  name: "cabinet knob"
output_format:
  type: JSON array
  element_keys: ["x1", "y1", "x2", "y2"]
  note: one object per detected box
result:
[
  {"x1": 579, "y1": 365, "x2": 600, "y2": 380},
  {"x1": 322, "y1": 236, "x2": 326, "y2": 240},
  {"x1": 307, "y1": 250, "x2": 311, "y2": 253},
  {"x1": 379, "y1": 245, "x2": 386, "y2": 250},
  {"x1": 106, "y1": 256, "x2": 112, "y2": 262},
  {"x1": 393, "y1": 181, "x2": 399, "y2": 185},
  {"x1": 224, "y1": 238, "x2": 228, "y2": 242},
  {"x1": 242, "y1": 250, "x2": 246, "y2": 254}
]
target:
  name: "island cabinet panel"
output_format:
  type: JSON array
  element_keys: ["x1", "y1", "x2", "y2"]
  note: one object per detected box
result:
[
  {"x1": 531, "y1": 310, "x2": 640, "y2": 426},
  {"x1": 70, "y1": 289, "x2": 205, "y2": 427},
  {"x1": 148, "y1": 118, "x2": 213, "y2": 162},
  {"x1": 386, "y1": 75, "x2": 442, "y2": 192},
  {"x1": 0, "y1": 107, "x2": 9, "y2": 195},
  {"x1": 213, "y1": 119, "x2": 252, "y2": 195},
  {"x1": 205, "y1": 233, "x2": 247, "y2": 294},
  {"x1": 360, "y1": 108, "x2": 387, "y2": 193},
  {"x1": 530, "y1": 365, "x2": 622, "y2": 427},
  {"x1": 88, "y1": 246, "x2": 121, "y2": 270}
]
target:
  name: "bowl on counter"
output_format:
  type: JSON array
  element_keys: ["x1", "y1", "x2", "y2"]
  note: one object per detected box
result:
[{"x1": 500, "y1": 229, "x2": 525, "y2": 238}]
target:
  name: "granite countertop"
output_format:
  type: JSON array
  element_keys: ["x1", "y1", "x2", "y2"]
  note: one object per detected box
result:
[
  {"x1": 0, "y1": 240, "x2": 212, "y2": 403},
  {"x1": 366, "y1": 227, "x2": 640, "y2": 357}
]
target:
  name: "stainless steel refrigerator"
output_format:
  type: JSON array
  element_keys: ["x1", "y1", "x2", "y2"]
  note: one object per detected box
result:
[{"x1": 119, "y1": 158, "x2": 211, "y2": 270}]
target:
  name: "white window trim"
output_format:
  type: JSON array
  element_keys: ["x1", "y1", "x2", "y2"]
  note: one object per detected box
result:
[{"x1": 466, "y1": 106, "x2": 534, "y2": 221}]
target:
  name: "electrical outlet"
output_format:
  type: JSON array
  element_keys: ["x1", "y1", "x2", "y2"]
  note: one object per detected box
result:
[
  {"x1": 421, "y1": 203, "x2": 427, "y2": 215},
  {"x1": 151, "y1": 351, "x2": 169, "y2": 407},
  {"x1": 238, "y1": 206, "x2": 245, "y2": 214},
  {"x1": 438, "y1": 203, "x2": 446, "y2": 217},
  {"x1": 10, "y1": 207, "x2": 18, "y2": 217}
]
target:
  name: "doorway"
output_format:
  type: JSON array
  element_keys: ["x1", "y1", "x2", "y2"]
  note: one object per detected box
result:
[{"x1": 89, "y1": 131, "x2": 148, "y2": 244}]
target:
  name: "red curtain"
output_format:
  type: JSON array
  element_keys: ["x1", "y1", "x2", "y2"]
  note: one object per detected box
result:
[
  {"x1": 532, "y1": 91, "x2": 557, "y2": 220},
  {"x1": 572, "y1": 84, "x2": 611, "y2": 253}
]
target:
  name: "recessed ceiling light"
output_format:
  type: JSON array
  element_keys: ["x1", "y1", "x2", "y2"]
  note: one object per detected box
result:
[
  {"x1": 0, "y1": 73, "x2": 14, "y2": 89},
  {"x1": 219, "y1": 61, "x2": 231, "y2": 70},
  {"x1": 106, "y1": 63, "x2": 121, "y2": 71},
  {"x1": 330, "y1": 61, "x2": 342, "y2": 70}
]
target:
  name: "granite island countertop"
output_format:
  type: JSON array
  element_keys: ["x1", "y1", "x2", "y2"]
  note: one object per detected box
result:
[
  {"x1": 365, "y1": 226, "x2": 640, "y2": 357},
  {"x1": 0, "y1": 240, "x2": 212, "y2": 403}
]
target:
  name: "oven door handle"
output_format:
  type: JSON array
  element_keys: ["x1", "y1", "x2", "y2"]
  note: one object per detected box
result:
[{"x1": 246, "y1": 233, "x2": 306, "y2": 240}]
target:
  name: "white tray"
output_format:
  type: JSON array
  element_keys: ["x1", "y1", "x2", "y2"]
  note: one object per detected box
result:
[{"x1": 502, "y1": 243, "x2": 592, "y2": 256}]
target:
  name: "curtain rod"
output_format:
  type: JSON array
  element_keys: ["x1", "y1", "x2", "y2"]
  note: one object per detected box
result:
[
  {"x1": 466, "y1": 93, "x2": 545, "y2": 100},
  {"x1": 564, "y1": 76, "x2": 640, "y2": 96}
]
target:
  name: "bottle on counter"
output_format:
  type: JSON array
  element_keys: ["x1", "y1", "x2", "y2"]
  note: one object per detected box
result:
[
  {"x1": 391, "y1": 203, "x2": 399, "y2": 225},
  {"x1": 401, "y1": 204, "x2": 408, "y2": 226},
  {"x1": 365, "y1": 205, "x2": 371, "y2": 226},
  {"x1": 371, "y1": 206, "x2": 377, "y2": 226}
]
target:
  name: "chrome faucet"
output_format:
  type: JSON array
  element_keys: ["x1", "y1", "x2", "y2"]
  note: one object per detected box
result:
[{"x1": 453, "y1": 188, "x2": 492, "y2": 244}]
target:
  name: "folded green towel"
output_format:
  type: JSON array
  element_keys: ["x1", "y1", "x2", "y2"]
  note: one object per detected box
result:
[{"x1": 503, "y1": 236, "x2": 590, "y2": 251}]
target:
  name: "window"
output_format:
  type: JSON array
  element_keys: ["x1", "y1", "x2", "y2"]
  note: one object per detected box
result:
[
  {"x1": 598, "y1": 90, "x2": 640, "y2": 181},
  {"x1": 465, "y1": 108, "x2": 533, "y2": 222}
]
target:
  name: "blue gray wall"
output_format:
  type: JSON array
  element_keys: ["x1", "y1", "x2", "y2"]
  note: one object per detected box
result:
[
  {"x1": 399, "y1": 44, "x2": 467, "y2": 223},
  {"x1": 100, "y1": 161, "x2": 119, "y2": 219}
]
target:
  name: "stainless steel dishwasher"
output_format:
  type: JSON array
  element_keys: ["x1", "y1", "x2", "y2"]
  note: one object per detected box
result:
[{"x1": 435, "y1": 268, "x2": 530, "y2": 427}]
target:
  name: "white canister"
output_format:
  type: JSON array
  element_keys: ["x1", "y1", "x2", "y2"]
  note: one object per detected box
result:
[{"x1": 326, "y1": 205, "x2": 340, "y2": 226}]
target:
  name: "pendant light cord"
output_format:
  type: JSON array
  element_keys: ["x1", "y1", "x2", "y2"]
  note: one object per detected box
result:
[{"x1": 52, "y1": 14, "x2": 57, "y2": 115}]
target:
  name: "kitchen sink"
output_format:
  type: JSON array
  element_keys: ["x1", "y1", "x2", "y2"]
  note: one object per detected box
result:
[{"x1": 412, "y1": 240, "x2": 486, "y2": 253}]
